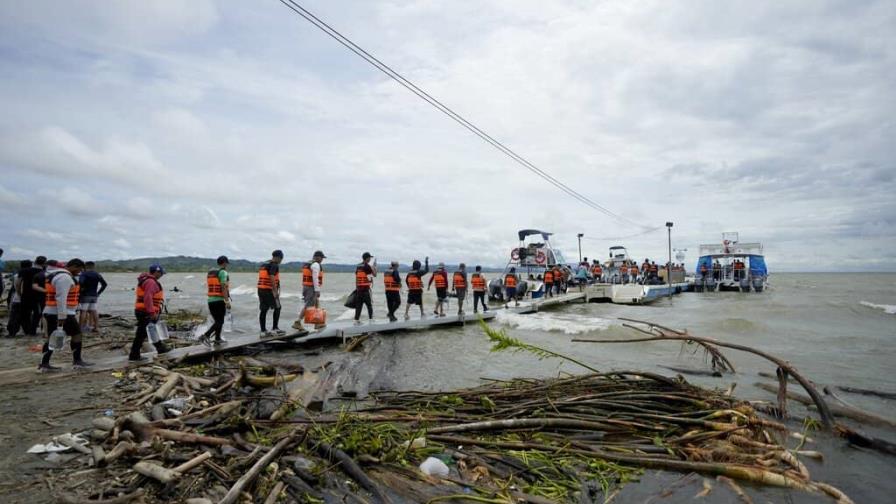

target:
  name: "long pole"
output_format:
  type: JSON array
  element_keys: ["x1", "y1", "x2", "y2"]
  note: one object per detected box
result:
[
  {"x1": 577, "y1": 233, "x2": 583, "y2": 263},
  {"x1": 666, "y1": 222, "x2": 673, "y2": 298}
]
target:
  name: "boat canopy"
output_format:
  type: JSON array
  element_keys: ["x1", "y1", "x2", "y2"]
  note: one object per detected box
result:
[
  {"x1": 695, "y1": 254, "x2": 768, "y2": 276},
  {"x1": 518, "y1": 229, "x2": 552, "y2": 241},
  {"x1": 748, "y1": 255, "x2": 768, "y2": 276}
]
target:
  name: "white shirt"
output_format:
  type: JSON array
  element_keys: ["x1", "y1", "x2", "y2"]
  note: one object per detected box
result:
[{"x1": 311, "y1": 262, "x2": 322, "y2": 292}]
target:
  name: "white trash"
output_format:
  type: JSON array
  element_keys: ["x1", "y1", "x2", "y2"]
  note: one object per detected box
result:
[{"x1": 419, "y1": 456, "x2": 449, "y2": 477}]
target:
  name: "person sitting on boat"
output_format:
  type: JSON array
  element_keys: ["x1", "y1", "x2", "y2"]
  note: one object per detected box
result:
[
  {"x1": 428, "y1": 263, "x2": 449, "y2": 317},
  {"x1": 504, "y1": 267, "x2": 520, "y2": 308},
  {"x1": 403, "y1": 257, "x2": 429, "y2": 320},
  {"x1": 543, "y1": 267, "x2": 554, "y2": 297},
  {"x1": 629, "y1": 262, "x2": 640, "y2": 284}
]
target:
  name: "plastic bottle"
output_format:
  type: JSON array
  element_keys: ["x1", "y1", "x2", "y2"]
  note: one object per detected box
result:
[
  {"x1": 147, "y1": 323, "x2": 160, "y2": 344},
  {"x1": 49, "y1": 328, "x2": 66, "y2": 351},
  {"x1": 224, "y1": 310, "x2": 233, "y2": 333}
]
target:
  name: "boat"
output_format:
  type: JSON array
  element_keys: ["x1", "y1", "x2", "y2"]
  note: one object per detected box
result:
[
  {"x1": 488, "y1": 229, "x2": 568, "y2": 301},
  {"x1": 694, "y1": 232, "x2": 768, "y2": 292}
]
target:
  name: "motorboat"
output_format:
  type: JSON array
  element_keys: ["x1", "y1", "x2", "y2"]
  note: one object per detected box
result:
[
  {"x1": 694, "y1": 232, "x2": 767, "y2": 292},
  {"x1": 488, "y1": 229, "x2": 568, "y2": 301}
]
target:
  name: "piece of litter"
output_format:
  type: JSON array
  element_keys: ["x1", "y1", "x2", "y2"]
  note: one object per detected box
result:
[{"x1": 419, "y1": 456, "x2": 449, "y2": 477}]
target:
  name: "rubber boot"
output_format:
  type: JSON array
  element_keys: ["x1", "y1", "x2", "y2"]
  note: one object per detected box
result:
[
  {"x1": 154, "y1": 341, "x2": 171, "y2": 355},
  {"x1": 128, "y1": 336, "x2": 144, "y2": 361},
  {"x1": 72, "y1": 341, "x2": 93, "y2": 367}
]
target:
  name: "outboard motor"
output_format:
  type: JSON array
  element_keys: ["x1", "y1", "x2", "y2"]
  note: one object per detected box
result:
[
  {"x1": 488, "y1": 278, "x2": 504, "y2": 301},
  {"x1": 517, "y1": 280, "x2": 529, "y2": 299},
  {"x1": 752, "y1": 276, "x2": 765, "y2": 292}
]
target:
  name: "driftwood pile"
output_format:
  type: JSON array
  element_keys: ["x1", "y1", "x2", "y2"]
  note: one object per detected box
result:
[{"x1": 49, "y1": 349, "x2": 854, "y2": 504}]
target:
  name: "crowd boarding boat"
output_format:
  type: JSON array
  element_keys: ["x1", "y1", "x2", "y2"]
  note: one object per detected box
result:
[
  {"x1": 488, "y1": 229, "x2": 568, "y2": 301},
  {"x1": 694, "y1": 232, "x2": 768, "y2": 292}
]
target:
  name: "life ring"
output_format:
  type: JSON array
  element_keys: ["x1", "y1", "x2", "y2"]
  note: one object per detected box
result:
[
  {"x1": 511, "y1": 248, "x2": 520, "y2": 260},
  {"x1": 535, "y1": 250, "x2": 546, "y2": 264}
]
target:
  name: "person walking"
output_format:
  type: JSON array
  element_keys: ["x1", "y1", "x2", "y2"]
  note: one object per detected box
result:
[
  {"x1": 383, "y1": 261, "x2": 402, "y2": 322},
  {"x1": 452, "y1": 263, "x2": 468, "y2": 316},
  {"x1": 471, "y1": 266, "x2": 489, "y2": 314},
  {"x1": 543, "y1": 267, "x2": 554, "y2": 298},
  {"x1": 403, "y1": 257, "x2": 429, "y2": 320},
  {"x1": 428, "y1": 263, "x2": 449, "y2": 317},
  {"x1": 19, "y1": 256, "x2": 46, "y2": 336},
  {"x1": 353, "y1": 252, "x2": 377, "y2": 324},
  {"x1": 39, "y1": 259, "x2": 91, "y2": 371},
  {"x1": 6, "y1": 260, "x2": 30, "y2": 338},
  {"x1": 296, "y1": 250, "x2": 326, "y2": 330},
  {"x1": 77, "y1": 261, "x2": 108, "y2": 333},
  {"x1": 258, "y1": 250, "x2": 284, "y2": 336},
  {"x1": 199, "y1": 256, "x2": 231, "y2": 346},
  {"x1": 128, "y1": 265, "x2": 171, "y2": 362},
  {"x1": 504, "y1": 267, "x2": 520, "y2": 308}
]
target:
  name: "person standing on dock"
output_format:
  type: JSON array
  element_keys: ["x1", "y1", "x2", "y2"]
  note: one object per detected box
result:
[
  {"x1": 383, "y1": 261, "x2": 402, "y2": 322},
  {"x1": 77, "y1": 261, "x2": 107, "y2": 333},
  {"x1": 257, "y1": 250, "x2": 283, "y2": 336},
  {"x1": 129, "y1": 264, "x2": 171, "y2": 362},
  {"x1": 296, "y1": 250, "x2": 326, "y2": 330},
  {"x1": 471, "y1": 265, "x2": 488, "y2": 313},
  {"x1": 39, "y1": 259, "x2": 91, "y2": 371},
  {"x1": 543, "y1": 267, "x2": 554, "y2": 297},
  {"x1": 199, "y1": 256, "x2": 231, "y2": 346},
  {"x1": 504, "y1": 267, "x2": 520, "y2": 308},
  {"x1": 354, "y1": 252, "x2": 377, "y2": 324},
  {"x1": 428, "y1": 263, "x2": 449, "y2": 317},
  {"x1": 452, "y1": 263, "x2": 468, "y2": 316},
  {"x1": 403, "y1": 257, "x2": 429, "y2": 320},
  {"x1": 591, "y1": 260, "x2": 602, "y2": 283}
]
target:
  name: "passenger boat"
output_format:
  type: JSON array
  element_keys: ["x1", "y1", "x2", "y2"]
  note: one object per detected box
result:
[
  {"x1": 694, "y1": 232, "x2": 768, "y2": 292},
  {"x1": 488, "y1": 229, "x2": 569, "y2": 301}
]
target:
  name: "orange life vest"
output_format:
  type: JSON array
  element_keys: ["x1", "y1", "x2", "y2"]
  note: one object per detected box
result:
[
  {"x1": 207, "y1": 268, "x2": 224, "y2": 298},
  {"x1": 257, "y1": 262, "x2": 279, "y2": 290},
  {"x1": 649, "y1": 264, "x2": 658, "y2": 273},
  {"x1": 544, "y1": 270, "x2": 554, "y2": 283},
  {"x1": 471, "y1": 273, "x2": 486, "y2": 292},
  {"x1": 302, "y1": 262, "x2": 323, "y2": 287},
  {"x1": 734, "y1": 262, "x2": 744, "y2": 270},
  {"x1": 592, "y1": 265, "x2": 602, "y2": 276},
  {"x1": 384, "y1": 271, "x2": 401, "y2": 292},
  {"x1": 504, "y1": 274, "x2": 517, "y2": 288},
  {"x1": 453, "y1": 272, "x2": 466, "y2": 289},
  {"x1": 406, "y1": 273, "x2": 423, "y2": 291},
  {"x1": 621, "y1": 265, "x2": 629, "y2": 274},
  {"x1": 432, "y1": 271, "x2": 448, "y2": 289},
  {"x1": 45, "y1": 272, "x2": 79, "y2": 309},
  {"x1": 135, "y1": 277, "x2": 164, "y2": 313},
  {"x1": 630, "y1": 265, "x2": 639, "y2": 275},
  {"x1": 355, "y1": 264, "x2": 372, "y2": 288}
]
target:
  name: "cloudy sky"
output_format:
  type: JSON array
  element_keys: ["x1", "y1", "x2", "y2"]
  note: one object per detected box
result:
[{"x1": 1, "y1": 1, "x2": 893, "y2": 271}]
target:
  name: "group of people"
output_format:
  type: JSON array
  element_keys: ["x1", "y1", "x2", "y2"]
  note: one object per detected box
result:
[{"x1": 699, "y1": 259, "x2": 748, "y2": 281}]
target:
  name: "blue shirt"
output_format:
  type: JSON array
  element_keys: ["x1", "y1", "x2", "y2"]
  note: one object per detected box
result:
[{"x1": 78, "y1": 270, "x2": 108, "y2": 297}]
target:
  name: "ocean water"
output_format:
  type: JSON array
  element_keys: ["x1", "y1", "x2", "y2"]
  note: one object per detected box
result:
[{"x1": 96, "y1": 271, "x2": 895, "y2": 502}]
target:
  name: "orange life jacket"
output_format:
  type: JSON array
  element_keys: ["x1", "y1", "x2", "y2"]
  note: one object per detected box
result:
[
  {"x1": 621, "y1": 265, "x2": 629, "y2": 274},
  {"x1": 384, "y1": 271, "x2": 401, "y2": 292},
  {"x1": 355, "y1": 263, "x2": 371, "y2": 288},
  {"x1": 257, "y1": 262, "x2": 279, "y2": 290},
  {"x1": 504, "y1": 274, "x2": 517, "y2": 288},
  {"x1": 630, "y1": 265, "x2": 639, "y2": 275},
  {"x1": 544, "y1": 270, "x2": 554, "y2": 283},
  {"x1": 302, "y1": 262, "x2": 323, "y2": 287},
  {"x1": 45, "y1": 272, "x2": 79, "y2": 309},
  {"x1": 135, "y1": 277, "x2": 164, "y2": 312},
  {"x1": 734, "y1": 262, "x2": 744, "y2": 270},
  {"x1": 592, "y1": 265, "x2": 602, "y2": 276},
  {"x1": 432, "y1": 271, "x2": 448, "y2": 289},
  {"x1": 207, "y1": 268, "x2": 224, "y2": 298},
  {"x1": 649, "y1": 264, "x2": 658, "y2": 273},
  {"x1": 453, "y1": 272, "x2": 466, "y2": 289},
  {"x1": 471, "y1": 273, "x2": 486, "y2": 292},
  {"x1": 406, "y1": 273, "x2": 423, "y2": 291}
]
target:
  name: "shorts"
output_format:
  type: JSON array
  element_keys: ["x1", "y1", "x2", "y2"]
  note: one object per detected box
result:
[
  {"x1": 302, "y1": 286, "x2": 317, "y2": 308},
  {"x1": 258, "y1": 289, "x2": 278, "y2": 310},
  {"x1": 505, "y1": 287, "x2": 517, "y2": 299},
  {"x1": 436, "y1": 287, "x2": 448, "y2": 300},
  {"x1": 407, "y1": 290, "x2": 423, "y2": 305},
  {"x1": 79, "y1": 296, "x2": 98, "y2": 311}
]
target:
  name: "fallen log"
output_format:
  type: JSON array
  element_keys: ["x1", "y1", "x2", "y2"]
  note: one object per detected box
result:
[
  {"x1": 219, "y1": 431, "x2": 300, "y2": 504},
  {"x1": 314, "y1": 441, "x2": 390, "y2": 504},
  {"x1": 133, "y1": 461, "x2": 180, "y2": 484},
  {"x1": 152, "y1": 374, "x2": 180, "y2": 402},
  {"x1": 754, "y1": 383, "x2": 896, "y2": 429}
]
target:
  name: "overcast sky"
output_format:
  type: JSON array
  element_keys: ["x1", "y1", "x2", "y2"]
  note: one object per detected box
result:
[{"x1": 1, "y1": 1, "x2": 893, "y2": 271}]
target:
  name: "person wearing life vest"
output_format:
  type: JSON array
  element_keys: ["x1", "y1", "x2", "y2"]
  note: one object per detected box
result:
[
  {"x1": 471, "y1": 265, "x2": 489, "y2": 314},
  {"x1": 128, "y1": 264, "x2": 170, "y2": 362},
  {"x1": 198, "y1": 256, "x2": 231, "y2": 347},
  {"x1": 452, "y1": 263, "x2": 468, "y2": 316},
  {"x1": 428, "y1": 262, "x2": 449, "y2": 317},
  {"x1": 403, "y1": 257, "x2": 429, "y2": 320},
  {"x1": 504, "y1": 267, "x2": 520, "y2": 308},
  {"x1": 629, "y1": 263, "x2": 640, "y2": 284},
  {"x1": 258, "y1": 250, "x2": 284, "y2": 336},
  {"x1": 543, "y1": 267, "x2": 555, "y2": 298},
  {"x1": 296, "y1": 250, "x2": 326, "y2": 330},
  {"x1": 591, "y1": 260, "x2": 603, "y2": 283},
  {"x1": 353, "y1": 252, "x2": 377, "y2": 324},
  {"x1": 37, "y1": 259, "x2": 87, "y2": 372},
  {"x1": 620, "y1": 263, "x2": 630, "y2": 284},
  {"x1": 384, "y1": 260, "x2": 402, "y2": 322}
]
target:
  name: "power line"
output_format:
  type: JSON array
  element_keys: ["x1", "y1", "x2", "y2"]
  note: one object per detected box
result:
[
  {"x1": 277, "y1": 0, "x2": 652, "y2": 230},
  {"x1": 581, "y1": 226, "x2": 665, "y2": 242}
]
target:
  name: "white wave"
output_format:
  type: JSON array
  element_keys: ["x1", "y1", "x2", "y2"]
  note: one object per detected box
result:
[
  {"x1": 335, "y1": 308, "x2": 356, "y2": 321},
  {"x1": 229, "y1": 285, "x2": 257, "y2": 297},
  {"x1": 860, "y1": 301, "x2": 896, "y2": 315},
  {"x1": 320, "y1": 295, "x2": 343, "y2": 302},
  {"x1": 280, "y1": 292, "x2": 301, "y2": 299},
  {"x1": 495, "y1": 311, "x2": 614, "y2": 334},
  {"x1": 184, "y1": 275, "x2": 195, "y2": 279}
]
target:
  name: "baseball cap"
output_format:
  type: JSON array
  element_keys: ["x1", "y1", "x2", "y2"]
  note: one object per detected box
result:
[
  {"x1": 362, "y1": 252, "x2": 371, "y2": 260},
  {"x1": 313, "y1": 250, "x2": 326, "y2": 258},
  {"x1": 217, "y1": 255, "x2": 229, "y2": 265},
  {"x1": 149, "y1": 264, "x2": 166, "y2": 275},
  {"x1": 272, "y1": 250, "x2": 284, "y2": 258}
]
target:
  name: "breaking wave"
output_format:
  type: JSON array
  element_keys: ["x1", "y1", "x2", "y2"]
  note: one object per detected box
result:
[
  {"x1": 229, "y1": 285, "x2": 256, "y2": 297},
  {"x1": 495, "y1": 311, "x2": 614, "y2": 334},
  {"x1": 860, "y1": 301, "x2": 896, "y2": 315}
]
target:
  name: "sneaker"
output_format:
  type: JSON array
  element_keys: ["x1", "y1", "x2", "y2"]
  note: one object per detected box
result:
[
  {"x1": 37, "y1": 364, "x2": 61, "y2": 373},
  {"x1": 484, "y1": 307, "x2": 489, "y2": 312},
  {"x1": 439, "y1": 313, "x2": 446, "y2": 318},
  {"x1": 291, "y1": 320, "x2": 304, "y2": 330},
  {"x1": 72, "y1": 359, "x2": 94, "y2": 369},
  {"x1": 213, "y1": 337, "x2": 227, "y2": 345},
  {"x1": 260, "y1": 331, "x2": 274, "y2": 338},
  {"x1": 198, "y1": 334, "x2": 212, "y2": 347},
  {"x1": 273, "y1": 329, "x2": 286, "y2": 336}
]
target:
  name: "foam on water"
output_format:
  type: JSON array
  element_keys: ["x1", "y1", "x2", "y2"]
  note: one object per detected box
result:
[
  {"x1": 184, "y1": 275, "x2": 195, "y2": 279},
  {"x1": 495, "y1": 310, "x2": 614, "y2": 334},
  {"x1": 320, "y1": 295, "x2": 343, "y2": 302},
  {"x1": 229, "y1": 285, "x2": 256, "y2": 297},
  {"x1": 860, "y1": 301, "x2": 896, "y2": 315},
  {"x1": 336, "y1": 308, "x2": 356, "y2": 321}
]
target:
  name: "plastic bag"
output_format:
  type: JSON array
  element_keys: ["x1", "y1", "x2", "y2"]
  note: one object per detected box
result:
[
  {"x1": 419, "y1": 456, "x2": 449, "y2": 477},
  {"x1": 344, "y1": 290, "x2": 358, "y2": 309},
  {"x1": 49, "y1": 328, "x2": 67, "y2": 351}
]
